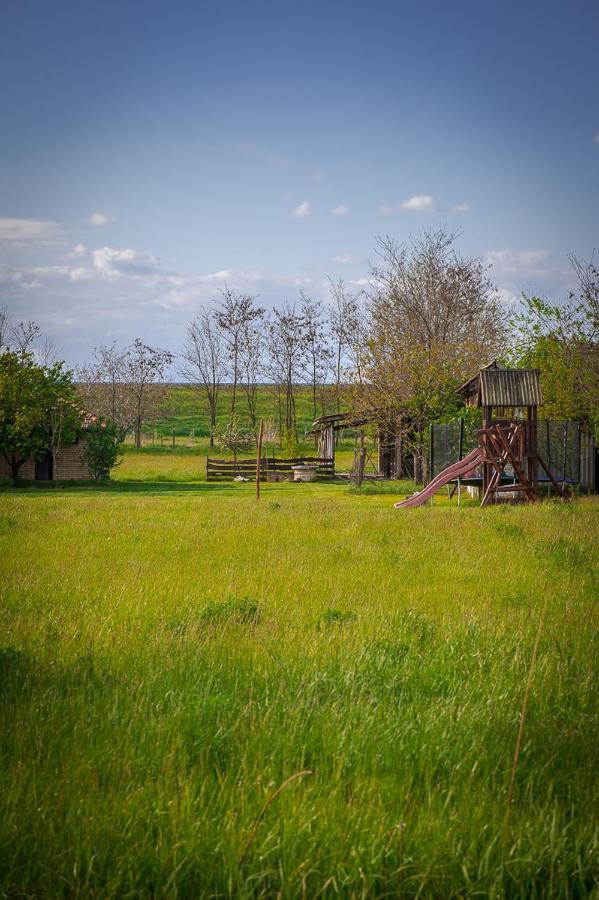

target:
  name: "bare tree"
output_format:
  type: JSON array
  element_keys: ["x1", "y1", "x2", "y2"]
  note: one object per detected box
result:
[
  {"x1": 238, "y1": 316, "x2": 265, "y2": 428},
  {"x1": 77, "y1": 343, "x2": 135, "y2": 442},
  {"x1": 181, "y1": 307, "x2": 226, "y2": 447},
  {"x1": 369, "y1": 228, "x2": 503, "y2": 352},
  {"x1": 0, "y1": 307, "x2": 56, "y2": 364},
  {"x1": 328, "y1": 278, "x2": 362, "y2": 413},
  {"x1": 215, "y1": 288, "x2": 264, "y2": 415},
  {"x1": 121, "y1": 339, "x2": 173, "y2": 448},
  {"x1": 266, "y1": 304, "x2": 307, "y2": 438},
  {"x1": 353, "y1": 227, "x2": 505, "y2": 480},
  {"x1": 300, "y1": 291, "x2": 333, "y2": 420},
  {"x1": 0, "y1": 307, "x2": 10, "y2": 350}
]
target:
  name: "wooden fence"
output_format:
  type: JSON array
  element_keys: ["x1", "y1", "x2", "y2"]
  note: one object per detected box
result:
[{"x1": 206, "y1": 456, "x2": 335, "y2": 481}]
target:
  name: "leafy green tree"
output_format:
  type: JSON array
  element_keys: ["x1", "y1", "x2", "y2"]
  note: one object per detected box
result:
[
  {"x1": 509, "y1": 257, "x2": 598, "y2": 437},
  {"x1": 0, "y1": 350, "x2": 80, "y2": 485},
  {"x1": 82, "y1": 420, "x2": 123, "y2": 480}
]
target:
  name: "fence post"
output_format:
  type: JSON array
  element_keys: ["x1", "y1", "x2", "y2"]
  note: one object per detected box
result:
[
  {"x1": 256, "y1": 419, "x2": 264, "y2": 501},
  {"x1": 172, "y1": 429, "x2": 175, "y2": 448}
]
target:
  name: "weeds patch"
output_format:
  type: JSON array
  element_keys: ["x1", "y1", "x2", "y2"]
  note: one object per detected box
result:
[
  {"x1": 536, "y1": 538, "x2": 592, "y2": 571},
  {"x1": 0, "y1": 515, "x2": 17, "y2": 534},
  {"x1": 0, "y1": 647, "x2": 30, "y2": 693},
  {"x1": 198, "y1": 596, "x2": 261, "y2": 627},
  {"x1": 317, "y1": 607, "x2": 357, "y2": 629},
  {"x1": 348, "y1": 480, "x2": 418, "y2": 496},
  {"x1": 492, "y1": 521, "x2": 524, "y2": 538}
]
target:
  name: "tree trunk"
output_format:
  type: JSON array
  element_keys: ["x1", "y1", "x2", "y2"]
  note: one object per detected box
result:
[
  {"x1": 336, "y1": 342, "x2": 342, "y2": 413},
  {"x1": 6, "y1": 453, "x2": 22, "y2": 487},
  {"x1": 231, "y1": 351, "x2": 238, "y2": 414},
  {"x1": 210, "y1": 401, "x2": 216, "y2": 448}
]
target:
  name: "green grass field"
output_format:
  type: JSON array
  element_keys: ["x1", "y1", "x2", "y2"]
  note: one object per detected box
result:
[
  {"x1": 1, "y1": 460, "x2": 598, "y2": 897},
  {"x1": 115, "y1": 441, "x2": 360, "y2": 483},
  {"x1": 147, "y1": 384, "x2": 339, "y2": 439}
]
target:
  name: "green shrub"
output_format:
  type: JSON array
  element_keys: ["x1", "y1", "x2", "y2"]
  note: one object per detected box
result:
[
  {"x1": 82, "y1": 421, "x2": 123, "y2": 480},
  {"x1": 280, "y1": 428, "x2": 299, "y2": 458}
]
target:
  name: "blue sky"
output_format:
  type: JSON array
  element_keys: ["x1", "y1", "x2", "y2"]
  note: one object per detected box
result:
[{"x1": 1, "y1": 0, "x2": 598, "y2": 366}]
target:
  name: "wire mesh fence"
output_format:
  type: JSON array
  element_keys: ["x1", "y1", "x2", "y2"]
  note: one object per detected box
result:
[{"x1": 429, "y1": 418, "x2": 596, "y2": 490}]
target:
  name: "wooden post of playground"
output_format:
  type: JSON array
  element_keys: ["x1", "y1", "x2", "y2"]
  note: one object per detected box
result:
[{"x1": 256, "y1": 418, "x2": 264, "y2": 501}]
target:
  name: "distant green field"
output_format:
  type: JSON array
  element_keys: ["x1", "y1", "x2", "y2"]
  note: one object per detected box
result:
[
  {"x1": 1, "y1": 475, "x2": 597, "y2": 897},
  {"x1": 149, "y1": 384, "x2": 340, "y2": 439}
]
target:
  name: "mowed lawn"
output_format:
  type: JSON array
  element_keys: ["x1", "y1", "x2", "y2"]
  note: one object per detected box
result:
[{"x1": 0, "y1": 480, "x2": 598, "y2": 897}]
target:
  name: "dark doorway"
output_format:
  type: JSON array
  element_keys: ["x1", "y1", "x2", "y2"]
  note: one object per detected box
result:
[{"x1": 35, "y1": 451, "x2": 53, "y2": 481}]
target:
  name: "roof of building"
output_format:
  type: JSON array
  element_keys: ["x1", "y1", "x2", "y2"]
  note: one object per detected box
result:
[
  {"x1": 457, "y1": 363, "x2": 543, "y2": 407},
  {"x1": 311, "y1": 413, "x2": 352, "y2": 426}
]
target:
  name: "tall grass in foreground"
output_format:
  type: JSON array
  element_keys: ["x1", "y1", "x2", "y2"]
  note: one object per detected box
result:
[{"x1": 0, "y1": 489, "x2": 597, "y2": 897}]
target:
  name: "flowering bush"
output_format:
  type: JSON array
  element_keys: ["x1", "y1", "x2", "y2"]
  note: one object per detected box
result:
[{"x1": 215, "y1": 416, "x2": 255, "y2": 461}]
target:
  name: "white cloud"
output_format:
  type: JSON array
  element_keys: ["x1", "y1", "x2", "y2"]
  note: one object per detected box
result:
[
  {"x1": 93, "y1": 246, "x2": 160, "y2": 277},
  {"x1": 292, "y1": 201, "x2": 312, "y2": 218},
  {"x1": 594, "y1": 131, "x2": 599, "y2": 145},
  {"x1": 0, "y1": 239, "x2": 343, "y2": 366},
  {"x1": 497, "y1": 288, "x2": 518, "y2": 305},
  {"x1": 400, "y1": 194, "x2": 437, "y2": 212},
  {"x1": 330, "y1": 205, "x2": 350, "y2": 217},
  {"x1": 333, "y1": 253, "x2": 361, "y2": 264},
  {"x1": 0, "y1": 264, "x2": 24, "y2": 285},
  {"x1": 484, "y1": 248, "x2": 553, "y2": 276},
  {"x1": 0, "y1": 217, "x2": 59, "y2": 245},
  {"x1": 450, "y1": 202, "x2": 470, "y2": 213},
  {"x1": 73, "y1": 243, "x2": 86, "y2": 255},
  {"x1": 88, "y1": 211, "x2": 117, "y2": 226},
  {"x1": 378, "y1": 204, "x2": 395, "y2": 216},
  {"x1": 240, "y1": 141, "x2": 256, "y2": 152},
  {"x1": 483, "y1": 249, "x2": 575, "y2": 311}
]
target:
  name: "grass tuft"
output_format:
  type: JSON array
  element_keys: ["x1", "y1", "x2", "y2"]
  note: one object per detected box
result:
[{"x1": 198, "y1": 595, "x2": 261, "y2": 627}]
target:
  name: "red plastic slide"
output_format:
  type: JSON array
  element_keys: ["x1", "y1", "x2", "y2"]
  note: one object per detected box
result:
[{"x1": 394, "y1": 447, "x2": 485, "y2": 509}]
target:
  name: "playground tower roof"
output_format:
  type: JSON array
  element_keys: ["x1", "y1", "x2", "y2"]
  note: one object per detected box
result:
[{"x1": 457, "y1": 362, "x2": 543, "y2": 407}]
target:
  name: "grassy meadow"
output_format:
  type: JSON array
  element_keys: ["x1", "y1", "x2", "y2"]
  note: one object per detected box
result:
[
  {"x1": 151, "y1": 384, "x2": 334, "y2": 440},
  {"x1": 1, "y1": 462, "x2": 598, "y2": 897},
  {"x1": 115, "y1": 442, "x2": 360, "y2": 483}
]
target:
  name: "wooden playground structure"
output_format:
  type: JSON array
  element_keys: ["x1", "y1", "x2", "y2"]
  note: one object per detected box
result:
[
  {"x1": 306, "y1": 362, "x2": 592, "y2": 506},
  {"x1": 204, "y1": 363, "x2": 594, "y2": 501},
  {"x1": 395, "y1": 363, "x2": 570, "y2": 508}
]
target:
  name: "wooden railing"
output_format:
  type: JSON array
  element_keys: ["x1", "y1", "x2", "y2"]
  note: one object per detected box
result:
[{"x1": 206, "y1": 456, "x2": 335, "y2": 481}]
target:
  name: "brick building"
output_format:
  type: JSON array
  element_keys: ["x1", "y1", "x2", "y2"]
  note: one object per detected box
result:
[{"x1": 0, "y1": 435, "x2": 92, "y2": 482}]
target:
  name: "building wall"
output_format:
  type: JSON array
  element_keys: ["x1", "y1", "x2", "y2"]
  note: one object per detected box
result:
[{"x1": 0, "y1": 437, "x2": 91, "y2": 481}]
